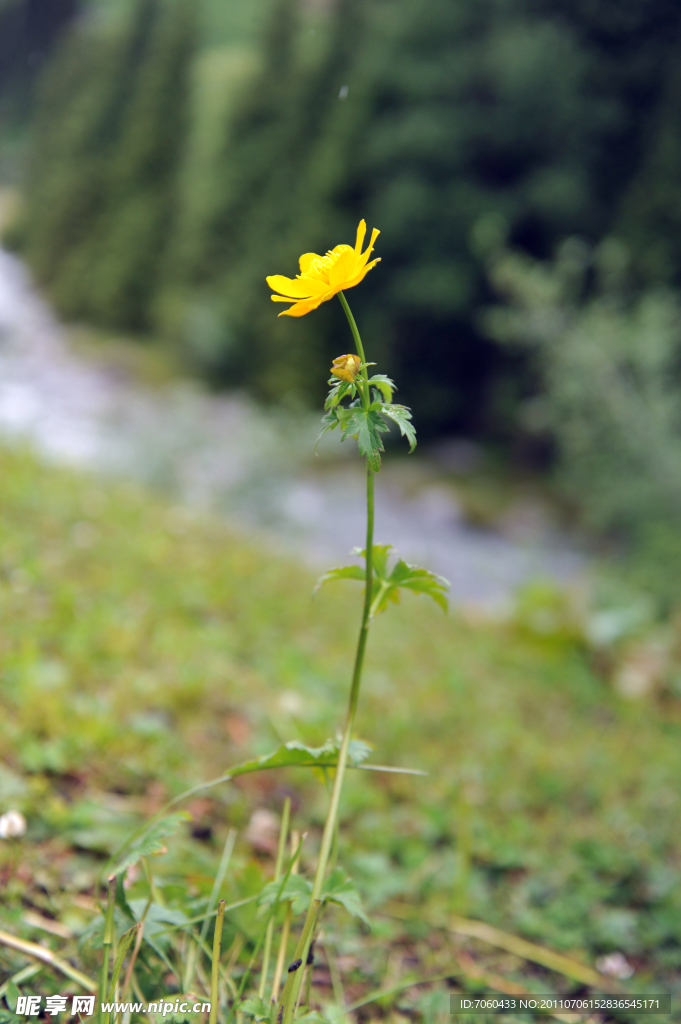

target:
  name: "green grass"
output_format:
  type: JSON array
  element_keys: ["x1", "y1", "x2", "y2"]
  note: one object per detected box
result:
[{"x1": 0, "y1": 445, "x2": 680, "y2": 1019}]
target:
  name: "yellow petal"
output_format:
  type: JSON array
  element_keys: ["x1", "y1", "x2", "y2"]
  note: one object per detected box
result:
[
  {"x1": 266, "y1": 274, "x2": 326, "y2": 297},
  {"x1": 354, "y1": 219, "x2": 367, "y2": 254},
  {"x1": 357, "y1": 227, "x2": 380, "y2": 269},
  {"x1": 299, "y1": 252, "x2": 322, "y2": 274},
  {"x1": 344, "y1": 258, "x2": 381, "y2": 290},
  {"x1": 279, "y1": 287, "x2": 337, "y2": 317},
  {"x1": 328, "y1": 248, "x2": 359, "y2": 288},
  {"x1": 278, "y1": 299, "x2": 318, "y2": 318},
  {"x1": 266, "y1": 274, "x2": 313, "y2": 298}
]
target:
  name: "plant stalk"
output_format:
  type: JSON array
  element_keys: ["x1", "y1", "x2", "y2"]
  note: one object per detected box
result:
[
  {"x1": 279, "y1": 901, "x2": 321, "y2": 1024},
  {"x1": 271, "y1": 826, "x2": 298, "y2": 1002},
  {"x1": 185, "y1": 829, "x2": 236, "y2": 994},
  {"x1": 209, "y1": 900, "x2": 226, "y2": 1024},
  {"x1": 260, "y1": 798, "x2": 291, "y2": 1000},
  {"x1": 280, "y1": 295, "x2": 375, "y2": 1024},
  {"x1": 338, "y1": 291, "x2": 370, "y2": 408},
  {"x1": 100, "y1": 876, "x2": 117, "y2": 1024},
  {"x1": 120, "y1": 921, "x2": 144, "y2": 1006},
  {"x1": 0, "y1": 931, "x2": 94, "y2": 992},
  {"x1": 308, "y1": 461, "x2": 373, "y2": 906}
]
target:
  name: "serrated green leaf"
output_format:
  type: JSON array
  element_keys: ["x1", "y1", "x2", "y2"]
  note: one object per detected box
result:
[
  {"x1": 259, "y1": 869, "x2": 369, "y2": 923},
  {"x1": 316, "y1": 546, "x2": 396, "y2": 597},
  {"x1": 111, "y1": 812, "x2": 190, "y2": 876},
  {"x1": 259, "y1": 874, "x2": 312, "y2": 916},
  {"x1": 314, "y1": 563, "x2": 366, "y2": 594},
  {"x1": 240, "y1": 997, "x2": 270, "y2": 1021},
  {"x1": 369, "y1": 544, "x2": 394, "y2": 581},
  {"x1": 347, "y1": 545, "x2": 395, "y2": 585},
  {"x1": 347, "y1": 739, "x2": 372, "y2": 766},
  {"x1": 324, "y1": 380, "x2": 356, "y2": 411},
  {"x1": 228, "y1": 739, "x2": 341, "y2": 776},
  {"x1": 322, "y1": 868, "x2": 370, "y2": 924},
  {"x1": 229, "y1": 737, "x2": 372, "y2": 780},
  {"x1": 127, "y1": 900, "x2": 189, "y2": 971},
  {"x1": 312, "y1": 543, "x2": 448, "y2": 615},
  {"x1": 339, "y1": 548, "x2": 451, "y2": 616},
  {"x1": 370, "y1": 558, "x2": 449, "y2": 615},
  {"x1": 380, "y1": 403, "x2": 417, "y2": 452},
  {"x1": 339, "y1": 407, "x2": 389, "y2": 470},
  {"x1": 315, "y1": 410, "x2": 340, "y2": 453},
  {"x1": 368, "y1": 374, "x2": 396, "y2": 404},
  {"x1": 295, "y1": 1013, "x2": 331, "y2": 1024},
  {"x1": 127, "y1": 900, "x2": 190, "y2": 936},
  {"x1": 387, "y1": 561, "x2": 449, "y2": 612}
]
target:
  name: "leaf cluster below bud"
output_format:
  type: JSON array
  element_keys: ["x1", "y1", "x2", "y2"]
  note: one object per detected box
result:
[{"x1": 317, "y1": 374, "x2": 416, "y2": 469}]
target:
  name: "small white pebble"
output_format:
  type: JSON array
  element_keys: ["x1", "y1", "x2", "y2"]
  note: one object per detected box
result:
[
  {"x1": 596, "y1": 952, "x2": 634, "y2": 979},
  {"x1": 0, "y1": 810, "x2": 27, "y2": 839},
  {"x1": 245, "y1": 809, "x2": 279, "y2": 855}
]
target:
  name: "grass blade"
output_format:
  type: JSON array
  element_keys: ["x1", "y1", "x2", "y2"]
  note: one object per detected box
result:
[
  {"x1": 449, "y1": 915, "x2": 610, "y2": 988},
  {"x1": 209, "y1": 900, "x2": 226, "y2": 1024},
  {"x1": 0, "y1": 929, "x2": 96, "y2": 991}
]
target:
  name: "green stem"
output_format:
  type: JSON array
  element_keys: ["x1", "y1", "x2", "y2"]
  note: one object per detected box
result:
[
  {"x1": 209, "y1": 901, "x2": 226, "y2": 1024},
  {"x1": 185, "y1": 829, "x2": 236, "y2": 994},
  {"x1": 259, "y1": 798, "x2": 290, "y2": 999},
  {"x1": 338, "y1": 291, "x2": 370, "y2": 408},
  {"x1": 369, "y1": 580, "x2": 390, "y2": 620},
  {"x1": 100, "y1": 876, "x2": 116, "y2": 1024},
  {"x1": 313, "y1": 459, "x2": 373, "y2": 905},
  {"x1": 279, "y1": 902, "x2": 321, "y2": 1024},
  {"x1": 281, "y1": 297, "x2": 375, "y2": 1024}
]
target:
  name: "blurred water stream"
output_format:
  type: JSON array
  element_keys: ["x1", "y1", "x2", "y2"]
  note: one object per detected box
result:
[{"x1": 0, "y1": 246, "x2": 584, "y2": 605}]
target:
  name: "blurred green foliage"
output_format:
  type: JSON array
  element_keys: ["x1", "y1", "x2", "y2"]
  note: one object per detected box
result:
[
  {"x1": 1, "y1": 445, "x2": 681, "y2": 995},
  {"x1": 0, "y1": 0, "x2": 78, "y2": 181},
  {"x1": 11, "y1": 0, "x2": 198, "y2": 329},
  {"x1": 6, "y1": 0, "x2": 681, "y2": 437},
  {"x1": 481, "y1": 236, "x2": 681, "y2": 605},
  {"x1": 0, "y1": 0, "x2": 77, "y2": 124}
]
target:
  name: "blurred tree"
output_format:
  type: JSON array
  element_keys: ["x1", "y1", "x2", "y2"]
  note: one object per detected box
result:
[
  {"x1": 616, "y1": 57, "x2": 681, "y2": 287},
  {"x1": 14, "y1": 0, "x2": 197, "y2": 329},
  {"x1": 9, "y1": 0, "x2": 681, "y2": 436},
  {"x1": 0, "y1": 0, "x2": 79, "y2": 181},
  {"x1": 481, "y1": 234, "x2": 681, "y2": 604},
  {"x1": 535, "y1": 0, "x2": 681, "y2": 289},
  {"x1": 0, "y1": 0, "x2": 79, "y2": 121}
]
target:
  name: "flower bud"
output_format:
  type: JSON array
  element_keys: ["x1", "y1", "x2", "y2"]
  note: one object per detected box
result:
[
  {"x1": 331, "y1": 353, "x2": 361, "y2": 382},
  {"x1": 0, "y1": 810, "x2": 27, "y2": 839}
]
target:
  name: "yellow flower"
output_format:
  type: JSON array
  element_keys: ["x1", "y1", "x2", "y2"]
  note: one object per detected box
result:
[
  {"x1": 266, "y1": 220, "x2": 380, "y2": 317},
  {"x1": 330, "y1": 353, "x2": 362, "y2": 382}
]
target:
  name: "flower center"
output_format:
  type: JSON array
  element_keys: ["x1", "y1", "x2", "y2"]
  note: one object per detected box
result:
[{"x1": 305, "y1": 250, "x2": 343, "y2": 284}]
